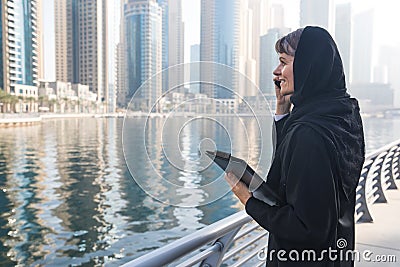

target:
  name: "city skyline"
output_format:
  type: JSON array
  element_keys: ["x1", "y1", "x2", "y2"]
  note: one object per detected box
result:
[
  {"x1": 42, "y1": 0, "x2": 400, "y2": 79},
  {"x1": 3, "y1": 0, "x2": 400, "y2": 111}
]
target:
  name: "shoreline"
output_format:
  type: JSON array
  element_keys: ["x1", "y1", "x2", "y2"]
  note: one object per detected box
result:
[
  {"x1": 0, "y1": 113, "x2": 124, "y2": 127},
  {"x1": 0, "y1": 111, "x2": 396, "y2": 127}
]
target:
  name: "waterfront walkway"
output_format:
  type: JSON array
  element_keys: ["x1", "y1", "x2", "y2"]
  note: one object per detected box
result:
[
  {"x1": 355, "y1": 179, "x2": 400, "y2": 267},
  {"x1": 0, "y1": 113, "x2": 124, "y2": 126}
]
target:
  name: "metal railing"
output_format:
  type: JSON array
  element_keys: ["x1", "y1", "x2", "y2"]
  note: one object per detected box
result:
[
  {"x1": 355, "y1": 139, "x2": 400, "y2": 222},
  {"x1": 123, "y1": 139, "x2": 400, "y2": 267}
]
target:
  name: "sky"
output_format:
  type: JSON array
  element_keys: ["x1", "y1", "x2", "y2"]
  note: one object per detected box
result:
[
  {"x1": 181, "y1": 0, "x2": 400, "y2": 57},
  {"x1": 43, "y1": 0, "x2": 400, "y2": 80}
]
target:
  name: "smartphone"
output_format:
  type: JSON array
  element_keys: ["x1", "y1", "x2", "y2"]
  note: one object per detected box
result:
[{"x1": 274, "y1": 80, "x2": 281, "y2": 89}]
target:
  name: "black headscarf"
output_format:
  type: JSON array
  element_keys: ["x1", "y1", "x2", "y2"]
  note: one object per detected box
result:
[{"x1": 282, "y1": 26, "x2": 365, "y2": 200}]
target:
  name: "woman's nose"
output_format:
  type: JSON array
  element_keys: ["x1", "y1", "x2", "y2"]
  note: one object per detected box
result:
[{"x1": 273, "y1": 65, "x2": 281, "y2": 76}]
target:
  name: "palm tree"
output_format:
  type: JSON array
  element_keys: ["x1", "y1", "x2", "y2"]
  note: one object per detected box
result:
[
  {"x1": 49, "y1": 99, "x2": 58, "y2": 113},
  {"x1": 0, "y1": 90, "x2": 18, "y2": 113},
  {"x1": 26, "y1": 96, "x2": 36, "y2": 112}
]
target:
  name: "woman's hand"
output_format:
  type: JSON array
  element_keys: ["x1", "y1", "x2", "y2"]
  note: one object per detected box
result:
[
  {"x1": 225, "y1": 172, "x2": 252, "y2": 205},
  {"x1": 274, "y1": 77, "x2": 292, "y2": 115}
]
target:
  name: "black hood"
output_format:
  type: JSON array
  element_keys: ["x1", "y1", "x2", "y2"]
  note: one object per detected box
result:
[
  {"x1": 291, "y1": 26, "x2": 348, "y2": 106},
  {"x1": 282, "y1": 26, "x2": 365, "y2": 200}
]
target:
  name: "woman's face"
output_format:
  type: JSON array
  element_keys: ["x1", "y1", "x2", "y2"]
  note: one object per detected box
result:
[{"x1": 273, "y1": 53, "x2": 294, "y2": 96}]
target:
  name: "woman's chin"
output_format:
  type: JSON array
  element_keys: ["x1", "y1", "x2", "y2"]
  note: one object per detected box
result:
[{"x1": 280, "y1": 87, "x2": 294, "y2": 96}]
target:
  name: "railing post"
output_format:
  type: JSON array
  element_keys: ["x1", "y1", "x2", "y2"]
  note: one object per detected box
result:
[
  {"x1": 382, "y1": 146, "x2": 398, "y2": 190},
  {"x1": 370, "y1": 152, "x2": 388, "y2": 203},
  {"x1": 200, "y1": 227, "x2": 241, "y2": 267},
  {"x1": 356, "y1": 162, "x2": 374, "y2": 223},
  {"x1": 394, "y1": 146, "x2": 400, "y2": 180}
]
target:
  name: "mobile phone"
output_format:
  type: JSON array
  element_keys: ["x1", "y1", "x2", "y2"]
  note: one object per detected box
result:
[{"x1": 274, "y1": 80, "x2": 281, "y2": 89}]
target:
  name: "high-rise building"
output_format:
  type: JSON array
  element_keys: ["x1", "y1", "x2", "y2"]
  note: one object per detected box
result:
[
  {"x1": 270, "y1": 4, "x2": 284, "y2": 29},
  {"x1": 116, "y1": 42, "x2": 127, "y2": 107},
  {"x1": 1, "y1": 0, "x2": 42, "y2": 94},
  {"x1": 378, "y1": 45, "x2": 400, "y2": 107},
  {"x1": 158, "y1": 0, "x2": 185, "y2": 93},
  {"x1": 335, "y1": 3, "x2": 351, "y2": 84},
  {"x1": 300, "y1": 0, "x2": 335, "y2": 34},
  {"x1": 54, "y1": 0, "x2": 71, "y2": 83},
  {"x1": 200, "y1": 0, "x2": 240, "y2": 99},
  {"x1": 37, "y1": 0, "x2": 44, "y2": 80},
  {"x1": 55, "y1": 0, "x2": 108, "y2": 108},
  {"x1": 107, "y1": 0, "x2": 120, "y2": 113},
  {"x1": 123, "y1": 0, "x2": 162, "y2": 109},
  {"x1": 158, "y1": 0, "x2": 169, "y2": 92},
  {"x1": 190, "y1": 44, "x2": 200, "y2": 94},
  {"x1": 116, "y1": 0, "x2": 127, "y2": 107},
  {"x1": 351, "y1": 9, "x2": 374, "y2": 84},
  {"x1": 238, "y1": 0, "x2": 257, "y2": 97},
  {"x1": 246, "y1": 0, "x2": 270, "y2": 88},
  {"x1": 167, "y1": 0, "x2": 184, "y2": 91},
  {"x1": 259, "y1": 27, "x2": 290, "y2": 97}
]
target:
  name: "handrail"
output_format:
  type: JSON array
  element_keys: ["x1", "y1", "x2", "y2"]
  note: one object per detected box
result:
[
  {"x1": 123, "y1": 139, "x2": 400, "y2": 266},
  {"x1": 121, "y1": 211, "x2": 252, "y2": 267},
  {"x1": 355, "y1": 138, "x2": 400, "y2": 222}
]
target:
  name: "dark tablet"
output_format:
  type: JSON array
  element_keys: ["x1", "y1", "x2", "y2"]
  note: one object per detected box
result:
[{"x1": 205, "y1": 150, "x2": 282, "y2": 206}]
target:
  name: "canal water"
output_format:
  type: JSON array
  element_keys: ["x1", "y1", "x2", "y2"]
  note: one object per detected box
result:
[{"x1": 0, "y1": 116, "x2": 399, "y2": 266}]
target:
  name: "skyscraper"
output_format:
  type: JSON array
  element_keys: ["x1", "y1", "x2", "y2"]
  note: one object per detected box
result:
[
  {"x1": 259, "y1": 27, "x2": 290, "y2": 97},
  {"x1": 116, "y1": 42, "x2": 127, "y2": 107},
  {"x1": 246, "y1": 0, "x2": 270, "y2": 88},
  {"x1": 158, "y1": 0, "x2": 185, "y2": 93},
  {"x1": 124, "y1": 0, "x2": 162, "y2": 108},
  {"x1": 54, "y1": 0, "x2": 72, "y2": 83},
  {"x1": 239, "y1": 0, "x2": 257, "y2": 97},
  {"x1": 1, "y1": 0, "x2": 42, "y2": 93},
  {"x1": 167, "y1": 0, "x2": 184, "y2": 91},
  {"x1": 55, "y1": 0, "x2": 108, "y2": 108},
  {"x1": 158, "y1": 0, "x2": 169, "y2": 93},
  {"x1": 190, "y1": 44, "x2": 200, "y2": 94},
  {"x1": 270, "y1": 4, "x2": 284, "y2": 29},
  {"x1": 351, "y1": 9, "x2": 374, "y2": 84},
  {"x1": 116, "y1": 0, "x2": 127, "y2": 107},
  {"x1": 378, "y1": 45, "x2": 400, "y2": 107},
  {"x1": 200, "y1": 0, "x2": 240, "y2": 99},
  {"x1": 335, "y1": 3, "x2": 351, "y2": 84},
  {"x1": 300, "y1": 0, "x2": 335, "y2": 34}
]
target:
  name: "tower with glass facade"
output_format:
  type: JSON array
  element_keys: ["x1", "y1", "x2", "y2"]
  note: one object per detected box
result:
[
  {"x1": 1, "y1": 0, "x2": 42, "y2": 94},
  {"x1": 124, "y1": 0, "x2": 162, "y2": 109},
  {"x1": 200, "y1": 0, "x2": 240, "y2": 99}
]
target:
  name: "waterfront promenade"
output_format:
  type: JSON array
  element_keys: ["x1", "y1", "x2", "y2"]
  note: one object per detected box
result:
[
  {"x1": 355, "y1": 179, "x2": 400, "y2": 267},
  {"x1": 0, "y1": 112, "x2": 124, "y2": 126},
  {"x1": 123, "y1": 138, "x2": 400, "y2": 266}
]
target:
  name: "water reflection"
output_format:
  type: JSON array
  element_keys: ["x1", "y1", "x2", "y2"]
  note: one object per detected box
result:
[
  {"x1": 0, "y1": 116, "x2": 398, "y2": 265},
  {"x1": 123, "y1": 115, "x2": 274, "y2": 207}
]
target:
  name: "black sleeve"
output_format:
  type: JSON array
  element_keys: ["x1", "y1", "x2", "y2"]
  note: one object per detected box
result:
[
  {"x1": 246, "y1": 126, "x2": 337, "y2": 246},
  {"x1": 273, "y1": 115, "x2": 289, "y2": 151}
]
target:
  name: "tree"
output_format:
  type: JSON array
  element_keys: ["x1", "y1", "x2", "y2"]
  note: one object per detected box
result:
[{"x1": 0, "y1": 90, "x2": 18, "y2": 113}]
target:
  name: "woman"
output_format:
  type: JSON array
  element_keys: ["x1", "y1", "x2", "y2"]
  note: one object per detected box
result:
[{"x1": 226, "y1": 26, "x2": 365, "y2": 266}]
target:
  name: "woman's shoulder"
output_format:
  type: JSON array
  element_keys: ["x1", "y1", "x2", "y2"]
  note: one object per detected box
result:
[{"x1": 284, "y1": 123, "x2": 329, "y2": 150}]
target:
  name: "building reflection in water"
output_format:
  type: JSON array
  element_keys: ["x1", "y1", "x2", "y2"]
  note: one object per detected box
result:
[{"x1": 0, "y1": 115, "x2": 275, "y2": 265}]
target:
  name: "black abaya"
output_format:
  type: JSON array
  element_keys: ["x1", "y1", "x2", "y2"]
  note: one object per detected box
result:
[{"x1": 245, "y1": 26, "x2": 365, "y2": 267}]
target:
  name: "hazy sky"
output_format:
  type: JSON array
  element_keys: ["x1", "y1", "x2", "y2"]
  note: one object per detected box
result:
[{"x1": 43, "y1": 0, "x2": 400, "y2": 80}]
